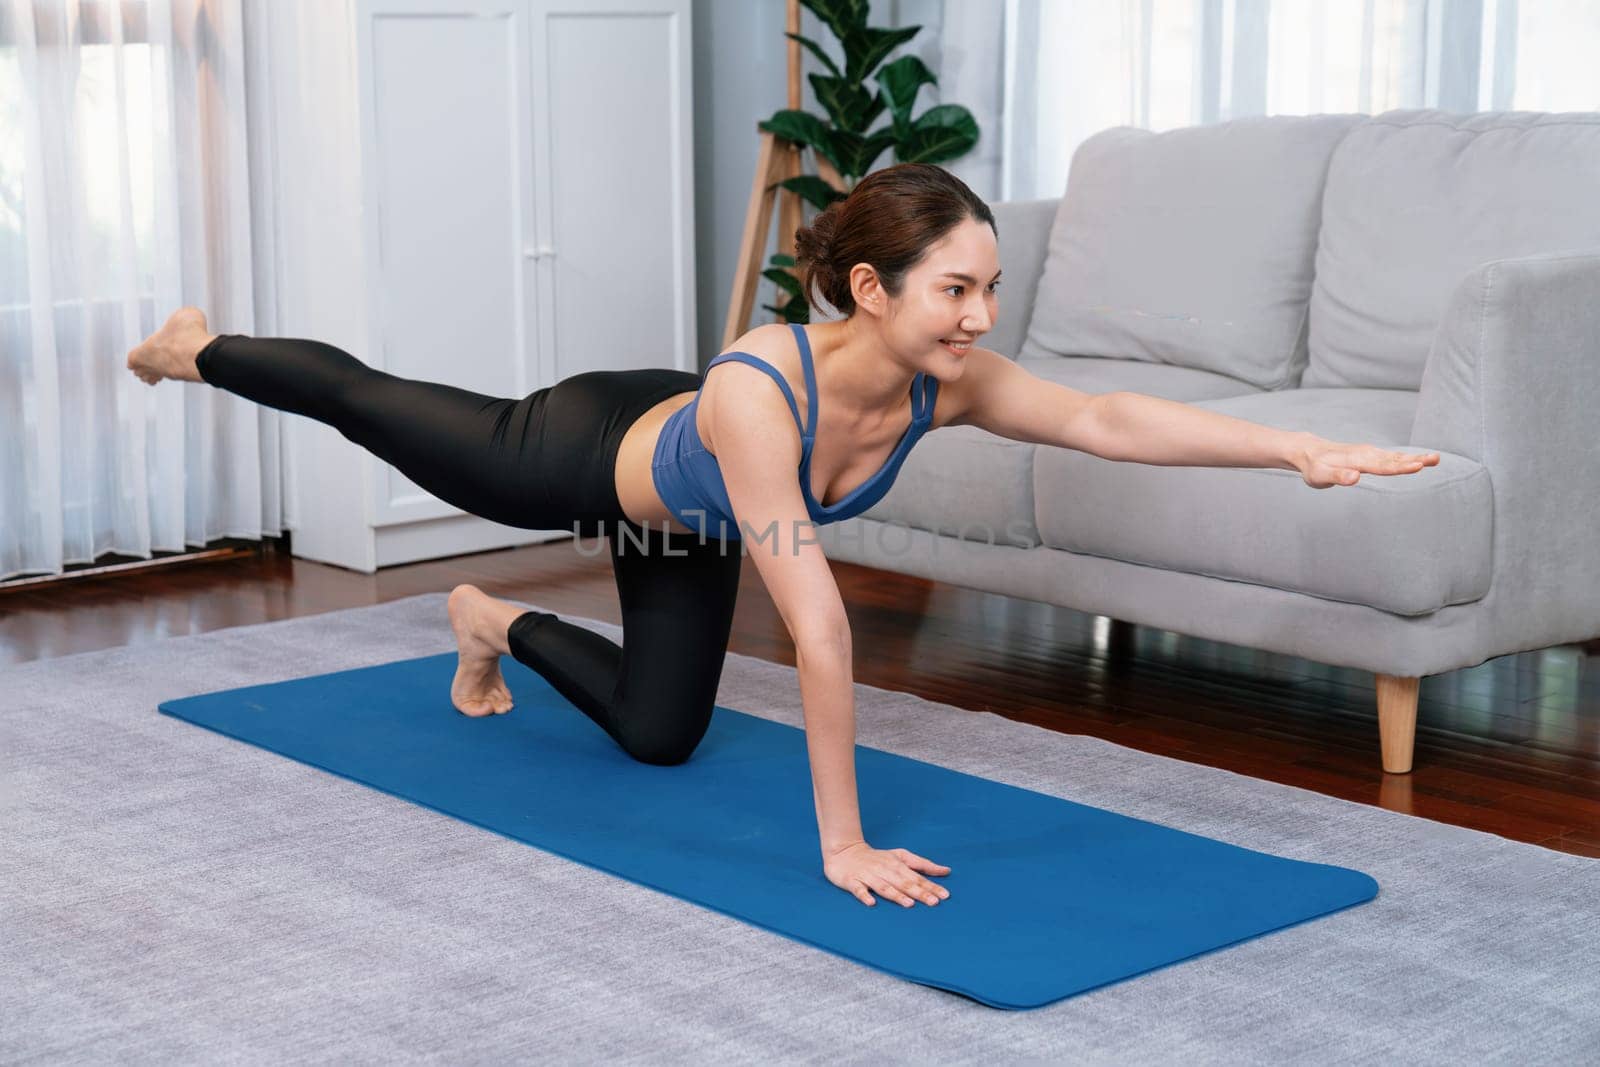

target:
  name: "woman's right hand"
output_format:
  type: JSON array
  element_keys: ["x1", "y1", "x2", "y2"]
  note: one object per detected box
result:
[{"x1": 823, "y1": 841, "x2": 951, "y2": 907}]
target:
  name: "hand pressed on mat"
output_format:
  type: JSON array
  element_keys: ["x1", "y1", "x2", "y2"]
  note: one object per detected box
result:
[{"x1": 824, "y1": 841, "x2": 952, "y2": 907}]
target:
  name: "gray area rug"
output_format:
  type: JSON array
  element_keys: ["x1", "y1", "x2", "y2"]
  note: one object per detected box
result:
[{"x1": 3, "y1": 593, "x2": 1596, "y2": 1064}]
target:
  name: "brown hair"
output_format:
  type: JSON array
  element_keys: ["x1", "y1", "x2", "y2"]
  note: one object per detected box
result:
[{"x1": 792, "y1": 162, "x2": 996, "y2": 317}]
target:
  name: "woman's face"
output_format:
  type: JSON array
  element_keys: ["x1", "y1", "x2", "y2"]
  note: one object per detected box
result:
[{"x1": 850, "y1": 216, "x2": 1001, "y2": 378}]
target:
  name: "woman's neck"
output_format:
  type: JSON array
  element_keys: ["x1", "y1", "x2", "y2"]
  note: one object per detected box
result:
[{"x1": 807, "y1": 318, "x2": 918, "y2": 423}]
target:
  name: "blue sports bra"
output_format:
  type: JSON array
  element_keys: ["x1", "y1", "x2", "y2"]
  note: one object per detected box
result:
[{"x1": 651, "y1": 323, "x2": 939, "y2": 540}]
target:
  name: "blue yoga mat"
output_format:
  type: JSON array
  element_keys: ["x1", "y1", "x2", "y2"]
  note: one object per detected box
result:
[{"x1": 160, "y1": 651, "x2": 1378, "y2": 1010}]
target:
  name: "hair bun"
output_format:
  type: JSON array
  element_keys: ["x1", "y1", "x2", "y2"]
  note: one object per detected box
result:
[
  {"x1": 795, "y1": 206, "x2": 838, "y2": 264},
  {"x1": 793, "y1": 206, "x2": 844, "y2": 309}
]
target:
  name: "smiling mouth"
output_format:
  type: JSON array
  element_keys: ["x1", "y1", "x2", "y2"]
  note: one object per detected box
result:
[{"x1": 940, "y1": 339, "x2": 973, "y2": 352}]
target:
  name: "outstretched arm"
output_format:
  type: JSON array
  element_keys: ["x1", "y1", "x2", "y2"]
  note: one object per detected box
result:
[
  {"x1": 1087, "y1": 391, "x2": 1439, "y2": 486},
  {"x1": 951, "y1": 347, "x2": 1438, "y2": 486}
]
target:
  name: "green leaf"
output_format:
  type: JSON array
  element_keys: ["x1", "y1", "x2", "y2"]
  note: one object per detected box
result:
[
  {"x1": 839, "y1": 24, "x2": 921, "y2": 83},
  {"x1": 809, "y1": 73, "x2": 885, "y2": 134},
  {"x1": 769, "y1": 252, "x2": 798, "y2": 268},
  {"x1": 784, "y1": 31, "x2": 840, "y2": 79},
  {"x1": 912, "y1": 103, "x2": 978, "y2": 133},
  {"x1": 834, "y1": 127, "x2": 899, "y2": 177},
  {"x1": 875, "y1": 54, "x2": 937, "y2": 127},
  {"x1": 828, "y1": 128, "x2": 864, "y2": 177},
  {"x1": 759, "y1": 109, "x2": 846, "y2": 174},
  {"x1": 878, "y1": 89, "x2": 910, "y2": 140},
  {"x1": 815, "y1": 127, "x2": 853, "y2": 177},
  {"x1": 761, "y1": 292, "x2": 812, "y2": 323},
  {"x1": 762, "y1": 267, "x2": 804, "y2": 299},
  {"x1": 864, "y1": 132, "x2": 900, "y2": 175},
  {"x1": 759, "y1": 108, "x2": 828, "y2": 147},
  {"x1": 776, "y1": 176, "x2": 846, "y2": 212},
  {"x1": 759, "y1": 301, "x2": 809, "y2": 323},
  {"x1": 800, "y1": 0, "x2": 870, "y2": 43},
  {"x1": 895, "y1": 105, "x2": 979, "y2": 164}
]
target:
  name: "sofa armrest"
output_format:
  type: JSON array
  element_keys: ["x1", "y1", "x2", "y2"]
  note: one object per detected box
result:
[
  {"x1": 984, "y1": 197, "x2": 1059, "y2": 360},
  {"x1": 1411, "y1": 249, "x2": 1600, "y2": 637}
]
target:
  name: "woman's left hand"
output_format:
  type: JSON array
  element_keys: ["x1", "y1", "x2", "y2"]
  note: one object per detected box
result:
[{"x1": 1294, "y1": 438, "x2": 1441, "y2": 489}]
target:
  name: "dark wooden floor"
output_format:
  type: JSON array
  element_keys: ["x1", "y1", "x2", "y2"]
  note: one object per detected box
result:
[{"x1": 6, "y1": 535, "x2": 1599, "y2": 858}]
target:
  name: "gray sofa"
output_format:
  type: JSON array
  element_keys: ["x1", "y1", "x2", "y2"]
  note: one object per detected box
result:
[{"x1": 815, "y1": 109, "x2": 1600, "y2": 774}]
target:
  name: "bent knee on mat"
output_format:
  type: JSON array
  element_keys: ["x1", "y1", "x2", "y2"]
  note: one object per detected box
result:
[
  {"x1": 618, "y1": 715, "x2": 711, "y2": 767},
  {"x1": 631, "y1": 747, "x2": 697, "y2": 767}
]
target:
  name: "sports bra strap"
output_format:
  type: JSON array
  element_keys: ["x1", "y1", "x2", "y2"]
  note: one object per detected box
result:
[
  {"x1": 912, "y1": 371, "x2": 935, "y2": 421},
  {"x1": 788, "y1": 323, "x2": 819, "y2": 438},
  {"x1": 704, "y1": 353, "x2": 805, "y2": 438}
]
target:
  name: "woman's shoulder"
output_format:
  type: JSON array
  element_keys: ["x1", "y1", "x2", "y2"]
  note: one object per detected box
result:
[
  {"x1": 696, "y1": 324, "x2": 808, "y2": 455},
  {"x1": 702, "y1": 323, "x2": 806, "y2": 402},
  {"x1": 717, "y1": 322, "x2": 799, "y2": 366}
]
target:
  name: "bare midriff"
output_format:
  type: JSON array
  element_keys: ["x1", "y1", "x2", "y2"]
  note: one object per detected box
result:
[{"x1": 613, "y1": 390, "x2": 702, "y2": 535}]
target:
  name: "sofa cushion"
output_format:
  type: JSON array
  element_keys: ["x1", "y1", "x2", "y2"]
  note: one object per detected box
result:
[
  {"x1": 862, "y1": 356, "x2": 1263, "y2": 548},
  {"x1": 1305, "y1": 109, "x2": 1600, "y2": 390},
  {"x1": 1019, "y1": 114, "x2": 1363, "y2": 390},
  {"x1": 1016, "y1": 353, "x2": 1265, "y2": 398},
  {"x1": 1032, "y1": 389, "x2": 1492, "y2": 616}
]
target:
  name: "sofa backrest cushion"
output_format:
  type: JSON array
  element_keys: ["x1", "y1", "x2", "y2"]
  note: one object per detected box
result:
[
  {"x1": 1303, "y1": 109, "x2": 1600, "y2": 390},
  {"x1": 1018, "y1": 113, "x2": 1362, "y2": 390}
]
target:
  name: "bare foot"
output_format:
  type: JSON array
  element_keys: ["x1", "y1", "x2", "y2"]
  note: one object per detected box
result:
[
  {"x1": 126, "y1": 307, "x2": 216, "y2": 385},
  {"x1": 447, "y1": 583, "x2": 516, "y2": 717}
]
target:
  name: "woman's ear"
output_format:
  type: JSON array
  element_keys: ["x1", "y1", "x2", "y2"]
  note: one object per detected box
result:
[{"x1": 849, "y1": 263, "x2": 884, "y2": 317}]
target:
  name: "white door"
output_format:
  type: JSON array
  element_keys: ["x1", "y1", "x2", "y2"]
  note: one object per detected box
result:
[
  {"x1": 357, "y1": 0, "x2": 541, "y2": 527},
  {"x1": 526, "y1": 0, "x2": 697, "y2": 384}
]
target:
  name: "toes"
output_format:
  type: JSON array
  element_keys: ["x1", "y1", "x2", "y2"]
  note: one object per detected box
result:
[{"x1": 457, "y1": 696, "x2": 513, "y2": 717}]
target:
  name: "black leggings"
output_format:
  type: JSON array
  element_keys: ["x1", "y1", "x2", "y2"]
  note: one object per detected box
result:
[{"x1": 195, "y1": 334, "x2": 741, "y2": 766}]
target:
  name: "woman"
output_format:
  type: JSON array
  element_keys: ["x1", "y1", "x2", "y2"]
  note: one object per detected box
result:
[{"x1": 127, "y1": 163, "x2": 1439, "y2": 911}]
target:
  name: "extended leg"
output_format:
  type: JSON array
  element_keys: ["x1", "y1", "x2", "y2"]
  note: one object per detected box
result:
[
  {"x1": 506, "y1": 524, "x2": 743, "y2": 765},
  {"x1": 192, "y1": 332, "x2": 554, "y2": 529}
]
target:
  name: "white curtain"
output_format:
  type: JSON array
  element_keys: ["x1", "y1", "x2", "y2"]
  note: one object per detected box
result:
[
  {"x1": 907, "y1": 0, "x2": 1600, "y2": 204},
  {"x1": 0, "y1": 0, "x2": 282, "y2": 583}
]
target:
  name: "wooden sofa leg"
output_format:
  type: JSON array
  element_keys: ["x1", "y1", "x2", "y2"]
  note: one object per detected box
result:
[{"x1": 1375, "y1": 674, "x2": 1421, "y2": 774}]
